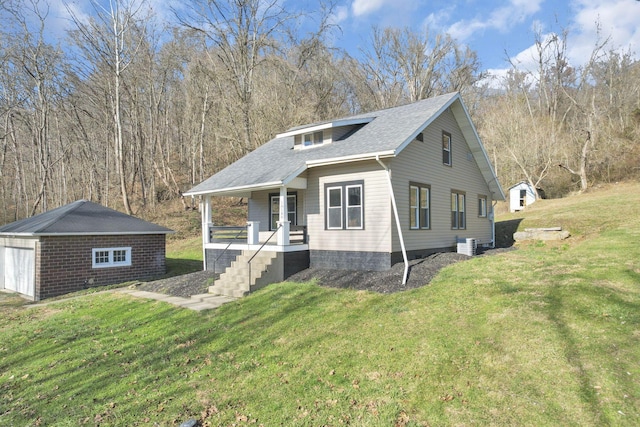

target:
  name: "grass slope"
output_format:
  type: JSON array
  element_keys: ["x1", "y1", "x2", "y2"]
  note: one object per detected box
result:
[{"x1": 1, "y1": 182, "x2": 639, "y2": 426}]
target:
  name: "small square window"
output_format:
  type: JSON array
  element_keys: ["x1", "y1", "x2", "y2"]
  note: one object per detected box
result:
[{"x1": 94, "y1": 250, "x2": 109, "y2": 265}]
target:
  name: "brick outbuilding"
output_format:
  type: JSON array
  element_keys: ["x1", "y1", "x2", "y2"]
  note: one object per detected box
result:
[{"x1": 0, "y1": 200, "x2": 173, "y2": 301}]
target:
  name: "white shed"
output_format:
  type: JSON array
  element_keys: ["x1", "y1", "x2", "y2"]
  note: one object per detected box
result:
[{"x1": 508, "y1": 181, "x2": 538, "y2": 212}]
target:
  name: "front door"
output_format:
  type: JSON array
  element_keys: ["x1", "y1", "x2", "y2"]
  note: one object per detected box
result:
[{"x1": 270, "y1": 193, "x2": 297, "y2": 230}]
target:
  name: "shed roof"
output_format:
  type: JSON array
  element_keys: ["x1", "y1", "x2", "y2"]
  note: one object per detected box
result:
[
  {"x1": 185, "y1": 92, "x2": 505, "y2": 200},
  {"x1": 0, "y1": 200, "x2": 174, "y2": 236}
]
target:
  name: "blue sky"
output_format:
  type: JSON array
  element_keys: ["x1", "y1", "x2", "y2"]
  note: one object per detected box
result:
[
  {"x1": 328, "y1": 0, "x2": 640, "y2": 79},
  {"x1": 41, "y1": 0, "x2": 640, "y2": 81}
]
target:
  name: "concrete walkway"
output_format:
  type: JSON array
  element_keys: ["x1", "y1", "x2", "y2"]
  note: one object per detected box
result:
[
  {"x1": 24, "y1": 289, "x2": 236, "y2": 312},
  {"x1": 117, "y1": 289, "x2": 236, "y2": 311}
]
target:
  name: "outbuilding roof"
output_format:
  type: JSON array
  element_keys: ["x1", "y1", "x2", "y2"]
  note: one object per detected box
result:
[
  {"x1": 185, "y1": 92, "x2": 505, "y2": 200},
  {"x1": 0, "y1": 200, "x2": 174, "y2": 236}
]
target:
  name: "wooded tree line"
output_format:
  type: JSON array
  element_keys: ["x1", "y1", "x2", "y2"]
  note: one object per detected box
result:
[{"x1": 1, "y1": 0, "x2": 638, "y2": 224}]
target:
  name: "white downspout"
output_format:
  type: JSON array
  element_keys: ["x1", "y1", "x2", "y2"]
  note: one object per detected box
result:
[
  {"x1": 491, "y1": 200, "x2": 497, "y2": 248},
  {"x1": 376, "y1": 155, "x2": 409, "y2": 285}
]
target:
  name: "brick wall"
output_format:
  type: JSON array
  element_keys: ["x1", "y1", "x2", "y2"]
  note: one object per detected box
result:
[{"x1": 36, "y1": 234, "x2": 166, "y2": 300}]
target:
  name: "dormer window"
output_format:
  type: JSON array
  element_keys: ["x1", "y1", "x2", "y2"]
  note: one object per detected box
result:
[
  {"x1": 279, "y1": 116, "x2": 374, "y2": 150},
  {"x1": 304, "y1": 131, "x2": 324, "y2": 147},
  {"x1": 294, "y1": 130, "x2": 325, "y2": 148}
]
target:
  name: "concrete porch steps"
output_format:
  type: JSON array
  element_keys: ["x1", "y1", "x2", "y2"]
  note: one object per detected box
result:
[{"x1": 209, "y1": 250, "x2": 278, "y2": 298}]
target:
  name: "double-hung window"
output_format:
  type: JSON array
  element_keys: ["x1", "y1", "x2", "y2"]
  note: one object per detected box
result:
[
  {"x1": 326, "y1": 181, "x2": 364, "y2": 230},
  {"x1": 451, "y1": 191, "x2": 466, "y2": 229},
  {"x1": 410, "y1": 184, "x2": 430, "y2": 229},
  {"x1": 92, "y1": 247, "x2": 132, "y2": 268},
  {"x1": 478, "y1": 195, "x2": 487, "y2": 218},
  {"x1": 442, "y1": 131, "x2": 452, "y2": 166}
]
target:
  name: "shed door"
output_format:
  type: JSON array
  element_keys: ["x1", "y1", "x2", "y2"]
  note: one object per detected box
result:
[{"x1": 4, "y1": 247, "x2": 35, "y2": 297}]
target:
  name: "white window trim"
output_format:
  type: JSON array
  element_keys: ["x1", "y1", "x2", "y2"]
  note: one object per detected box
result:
[
  {"x1": 443, "y1": 131, "x2": 452, "y2": 166},
  {"x1": 325, "y1": 180, "x2": 365, "y2": 230},
  {"x1": 410, "y1": 184, "x2": 430, "y2": 230},
  {"x1": 451, "y1": 191, "x2": 466, "y2": 230},
  {"x1": 478, "y1": 196, "x2": 487, "y2": 218},
  {"x1": 92, "y1": 247, "x2": 132, "y2": 269},
  {"x1": 327, "y1": 186, "x2": 343, "y2": 229}
]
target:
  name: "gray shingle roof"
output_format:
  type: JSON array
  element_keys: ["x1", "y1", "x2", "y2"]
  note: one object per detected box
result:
[
  {"x1": 185, "y1": 92, "x2": 504, "y2": 199},
  {"x1": 0, "y1": 200, "x2": 174, "y2": 235}
]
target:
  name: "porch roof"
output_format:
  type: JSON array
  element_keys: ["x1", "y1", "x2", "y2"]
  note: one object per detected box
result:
[{"x1": 185, "y1": 92, "x2": 505, "y2": 200}]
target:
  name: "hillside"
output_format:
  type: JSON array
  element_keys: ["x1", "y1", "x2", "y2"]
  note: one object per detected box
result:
[{"x1": 0, "y1": 182, "x2": 639, "y2": 425}]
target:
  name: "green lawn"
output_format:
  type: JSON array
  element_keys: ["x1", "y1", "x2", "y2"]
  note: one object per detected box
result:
[{"x1": 1, "y1": 182, "x2": 639, "y2": 426}]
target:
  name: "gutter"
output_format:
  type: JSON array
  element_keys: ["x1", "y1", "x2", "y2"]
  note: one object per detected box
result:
[{"x1": 376, "y1": 155, "x2": 409, "y2": 286}]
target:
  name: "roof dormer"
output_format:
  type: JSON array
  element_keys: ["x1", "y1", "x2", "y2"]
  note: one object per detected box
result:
[{"x1": 278, "y1": 117, "x2": 375, "y2": 150}]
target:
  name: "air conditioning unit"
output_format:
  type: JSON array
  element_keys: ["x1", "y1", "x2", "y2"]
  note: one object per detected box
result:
[{"x1": 457, "y1": 238, "x2": 477, "y2": 256}]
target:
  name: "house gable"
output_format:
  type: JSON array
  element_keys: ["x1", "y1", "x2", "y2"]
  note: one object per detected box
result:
[{"x1": 390, "y1": 107, "x2": 497, "y2": 254}]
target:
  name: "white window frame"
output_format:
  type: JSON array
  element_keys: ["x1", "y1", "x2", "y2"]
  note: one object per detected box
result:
[
  {"x1": 92, "y1": 247, "x2": 132, "y2": 268},
  {"x1": 345, "y1": 184, "x2": 363, "y2": 230},
  {"x1": 325, "y1": 181, "x2": 364, "y2": 230},
  {"x1": 326, "y1": 186, "x2": 343, "y2": 229},
  {"x1": 442, "y1": 131, "x2": 452, "y2": 166},
  {"x1": 451, "y1": 191, "x2": 466, "y2": 230},
  {"x1": 303, "y1": 130, "x2": 323, "y2": 147},
  {"x1": 478, "y1": 195, "x2": 487, "y2": 218},
  {"x1": 410, "y1": 184, "x2": 430, "y2": 230}
]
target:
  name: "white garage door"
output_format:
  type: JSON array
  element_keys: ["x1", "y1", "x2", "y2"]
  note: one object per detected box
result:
[{"x1": 4, "y1": 247, "x2": 35, "y2": 298}]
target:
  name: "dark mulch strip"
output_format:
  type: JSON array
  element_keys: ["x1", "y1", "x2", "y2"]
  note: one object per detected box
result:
[
  {"x1": 287, "y1": 252, "x2": 470, "y2": 293},
  {"x1": 136, "y1": 270, "x2": 218, "y2": 298},
  {"x1": 135, "y1": 248, "x2": 515, "y2": 297}
]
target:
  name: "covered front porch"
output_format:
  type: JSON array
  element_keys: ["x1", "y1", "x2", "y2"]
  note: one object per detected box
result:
[{"x1": 198, "y1": 181, "x2": 310, "y2": 275}]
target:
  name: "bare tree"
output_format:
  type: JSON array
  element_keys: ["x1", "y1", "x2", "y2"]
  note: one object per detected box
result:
[
  {"x1": 177, "y1": 0, "x2": 303, "y2": 155},
  {"x1": 66, "y1": 0, "x2": 149, "y2": 214},
  {"x1": 350, "y1": 26, "x2": 482, "y2": 111}
]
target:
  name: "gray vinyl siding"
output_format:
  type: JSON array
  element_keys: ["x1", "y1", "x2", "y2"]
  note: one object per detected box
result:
[
  {"x1": 306, "y1": 160, "x2": 391, "y2": 253},
  {"x1": 390, "y1": 108, "x2": 494, "y2": 252}
]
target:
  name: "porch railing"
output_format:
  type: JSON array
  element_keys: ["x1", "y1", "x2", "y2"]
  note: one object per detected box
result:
[
  {"x1": 289, "y1": 225, "x2": 307, "y2": 244},
  {"x1": 209, "y1": 226, "x2": 247, "y2": 243},
  {"x1": 208, "y1": 224, "x2": 307, "y2": 245}
]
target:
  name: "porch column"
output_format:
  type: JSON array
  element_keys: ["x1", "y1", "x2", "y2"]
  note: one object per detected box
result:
[
  {"x1": 277, "y1": 186, "x2": 290, "y2": 246},
  {"x1": 200, "y1": 195, "x2": 212, "y2": 270}
]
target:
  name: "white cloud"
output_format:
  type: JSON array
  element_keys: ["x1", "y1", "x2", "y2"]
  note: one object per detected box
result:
[
  {"x1": 485, "y1": 0, "x2": 640, "y2": 90},
  {"x1": 568, "y1": 0, "x2": 640, "y2": 62},
  {"x1": 447, "y1": 0, "x2": 544, "y2": 42},
  {"x1": 351, "y1": 0, "x2": 387, "y2": 17},
  {"x1": 330, "y1": 5, "x2": 350, "y2": 25}
]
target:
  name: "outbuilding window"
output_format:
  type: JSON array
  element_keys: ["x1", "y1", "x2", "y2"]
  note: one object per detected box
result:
[{"x1": 92, "y1": 247, "x2": 132, "y2": 268}]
